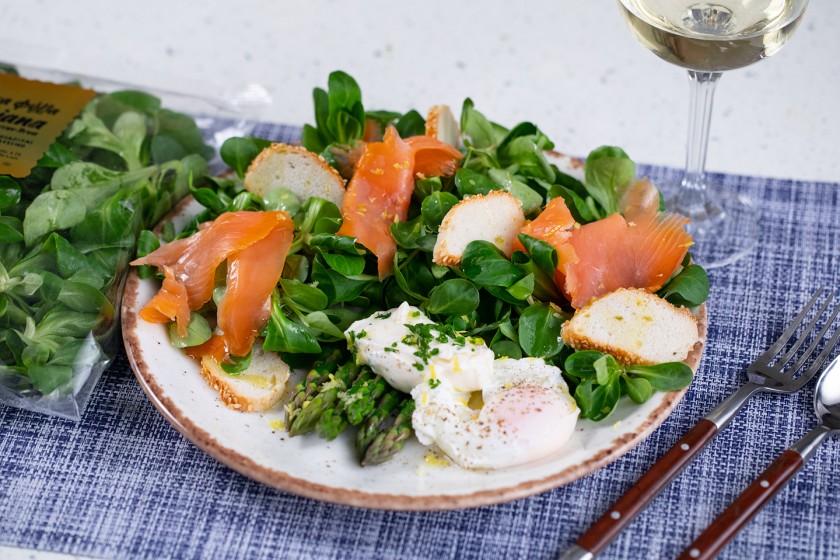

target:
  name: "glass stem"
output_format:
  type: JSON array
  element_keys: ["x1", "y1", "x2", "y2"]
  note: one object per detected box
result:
[{"x1": 678, "y1": 70, "x2": 722, "y2": 213}]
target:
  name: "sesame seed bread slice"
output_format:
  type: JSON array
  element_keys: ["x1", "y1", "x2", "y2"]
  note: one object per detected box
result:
[
  {"x1": 426, "y1": 105, "x2": 462, "y2": 148},
  {"x1": 561, "y1": 288, "x2": 699, "y2": 365},
  {"x1": 244, "y1": 143, "x2": 346, "y2": 207},
  {"x1": 433, "y1": 190, "x2": 526, "y2": 267},
  {"x1": 200, "y1": 343, "x2": 290, "y2": 412}
]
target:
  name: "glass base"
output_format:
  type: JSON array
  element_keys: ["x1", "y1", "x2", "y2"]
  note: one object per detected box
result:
[{"x1": 664, "y1": 183, "x2": 759, "y2": 269}]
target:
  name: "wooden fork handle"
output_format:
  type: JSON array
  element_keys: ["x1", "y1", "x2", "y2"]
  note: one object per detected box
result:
[
  {"x1": 573, "y1": 419, "x2": 719, "y2": 556},
  {"x1": 678, "y1": 450, "x2": 805, "y2": 560}
]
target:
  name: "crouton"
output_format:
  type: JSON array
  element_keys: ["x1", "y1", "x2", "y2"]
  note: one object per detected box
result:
[
  {"x1": 561, "y1": 288, "x2": 700, "y2": 365},
  {"x1": 200, "y1": 343, "x2": 290, "y2": 412},
  {"x1": 426, "y1": 105, "x2": 462, "y2": 148},
  {"x1": 433, "y1": 190, "x2": 526, "y2": 267},
  {"x1": 244, "y1": 143, "x2": 346, "y2": 207}
]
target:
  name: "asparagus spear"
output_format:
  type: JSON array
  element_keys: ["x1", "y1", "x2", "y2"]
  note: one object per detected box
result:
[
  {"x1": 345, "y1": 373, "x2": 388, "y2": 426},
  {"x1": 316, "y1": 367, "x2": 376, "y2": 441},
  {"x1": 284, "y1": 349, "x2": 343, "y2": 426},
  {"x1": 355, "y1": 389, "x2": 405, "y2": 461},
  {"x1": 289, "y1": 361, "x2": 360, "y2": 436},
  {"x1": 361, "y1": 398, "x2": 416, "y2": 466}
]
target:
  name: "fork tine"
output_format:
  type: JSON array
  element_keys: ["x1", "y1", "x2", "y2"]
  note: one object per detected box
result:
[
  {"x1": 755, "y1": 287, "x2": 826, "y2": 364},
  {"x1": 782, "y1": 304, "x2": 840, "y2": 379},
  {"x1": 798, "y1": 325, "x2": 840, "y2": 383},
  {"x1": 773, "y1": 292, "x2": 836, "y2": 370}
]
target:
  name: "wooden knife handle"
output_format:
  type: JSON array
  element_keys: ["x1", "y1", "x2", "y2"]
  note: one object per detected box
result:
[
  {"x1": 576, "y1": 419, "x2": 719, "y2": 556},
  {"x1": 678, "y1": 449, "x2": 804, "y2": 560}
]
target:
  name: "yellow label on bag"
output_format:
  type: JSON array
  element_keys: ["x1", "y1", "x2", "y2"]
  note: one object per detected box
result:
[{"x1": 0, "y1": 73, "x2": 96, "y2": 178}]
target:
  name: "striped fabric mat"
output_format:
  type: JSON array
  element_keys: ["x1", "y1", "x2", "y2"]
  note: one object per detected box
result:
[{"x1": 1, "y1": 122, "x2": 839, "y2": 560}]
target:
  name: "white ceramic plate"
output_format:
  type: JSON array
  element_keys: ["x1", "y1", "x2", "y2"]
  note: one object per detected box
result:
[{"x1": 121, "y1": 158, "x2": 706, "y2": 510}]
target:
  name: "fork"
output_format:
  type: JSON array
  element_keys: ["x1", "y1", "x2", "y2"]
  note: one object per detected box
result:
[{"x1": 560, "y1": 288, "x2": 840, "y2": 560}]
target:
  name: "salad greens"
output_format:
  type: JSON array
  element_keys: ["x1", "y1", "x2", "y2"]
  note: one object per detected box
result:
[
  {"x1": 0, "y1": 87, "x2": 214, "y2": 412},
  {"x1": 138, "y1": 69, "x2": 708, "y2": 435}
]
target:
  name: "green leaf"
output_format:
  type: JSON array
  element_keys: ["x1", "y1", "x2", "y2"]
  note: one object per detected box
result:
[
  {"x1": 150, "y1": 134, "x2": 187, "y2": 163},
  {"x1": 593, "y1": 354, "x2": 621, "y2": 386},
  {"x1": 303, "y1": 311, "x2": 345, "y2": 340},
  {"x1": 152, "y1": 109, "x2": 214, "y2": 163},
  {"x1": 309, "y1": 234, "x2": 365, "y2": 255},
  {"x1": 0, "y1": 217, "x2": 23, "y2": 244},
  {"x1": 658, "y1": 263, "x2": 709, "y2": 307},
  {"x1": 57, "y1": 281, "x2": 114, "y2": 319},
  {"x1": 460, "y1": 98, "x2": 506, "y2": 149},
  {"x1": 28, "y1": 364, "x2": 74, "y2": 395},
  {"x1": 0, "y1": 176, "x2": 22, "y2": 210},
  {"x1": 624, "y1": 376, "x2": 653, "y2": 404},
  {"x1": 279, "y1": 278, "x2": 328, "y2": 311},
  {"x1": 107, "y1": 90, "x2": 162, "y2": 115},
  {"x1": 487, "y1": 168, "x2": 543, "y2": 215},
  {"x1": 564, "y1": 350, "x2": 605, "y2": 380},
  {"x1": 136, "y1": 230, "x2": 161, "y2": 279},
  {"x1": 168, "y1": 313, "x2": 212, "y2": 349},
  {"x1": 220, "y1": 136, "x2": 272, "y2": 178},
  {"x1": 395, "y1": 110, "x2": 426, "y2": 138},
  {"x1": 421, "y1": 191, "x2": 458, "y2": 230},
  {"x1": 626, "y1": 362, "x2": 694, "y2": 392},
  {"x1": 454, "y1": 168, "x2": 498, "y2": 197},
  {"x1": 23, "y1": 190, "x2": 87, "y2": 245},
  {"x1": 296, "y1": 197, "x2": 342, "y2": 235},
  {"x1": 311, "y1": 257, "x2": 371, "y2": 304},
  {"x1": 221, "y1": 350, "x2": 253, "y2": 374},
  {"x1": 491, "y1": 340, "x2": 522, "y2": 359},
  {"x1": 34, "y1": 306, "x2": 100, "y2": 339},
  {"x1": 497, "y1": 124, "x2": 555, "y2": 181},
  {"x1": 546, "y1": 184, "x2": 600, "y2": 223},
  {"x1": 112, "y1": 111, "x2": 147, "y2": 166},
  {"x1": 427, "y1": 279, "x2": 480, "y2": 316},
  {"x1": 321, "y1": 253, "x2": 366, "y2": 276},
  {"x1": 263, "y1": 187, "x2": 301, "y2": 216},
  {"x1": 517, "y1": 303, "x2": 565, "y2": 359},
  {"x1": 461, "y1": 241, "x2": 523, "y2": 288},
  {"x1": 584, "y1": 146, "x2": 636, "y2": 216},
  {"x1": 263, "y1": 296, "x2": 321, "y2": 354},
  {"x1": 516, "y1": 234, "x2": 558, "y2": 276},
  {"x1": 390, "y1": 217, "x2": 436, "y2": 252},
  {"x1": 506, "y1": 273, "x2": 534, "y2": 301},
  {"x1": 577, "y1": 378, "x2": 621, "y2": 421},
  {"x1": 324, "y1": 71, "x2": 365, "y2": 146}
]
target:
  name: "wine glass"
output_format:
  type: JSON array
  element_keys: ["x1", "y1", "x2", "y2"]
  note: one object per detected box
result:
[{"x1": 617, "y1": 0, "x2": 808, "y2": 268}]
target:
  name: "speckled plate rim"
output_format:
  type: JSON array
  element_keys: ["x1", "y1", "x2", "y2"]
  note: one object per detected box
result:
[{"x1": 121, "y1": 155, "x2": 708, "y2": 511}]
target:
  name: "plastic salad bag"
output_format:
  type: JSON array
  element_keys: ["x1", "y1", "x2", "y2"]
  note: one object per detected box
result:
[{"x1": 0, "y1": 61, "x2": 270, "y2": 419}]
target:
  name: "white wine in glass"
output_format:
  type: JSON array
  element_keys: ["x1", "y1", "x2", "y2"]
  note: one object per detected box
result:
[{"x1": 617, "y1": 0, "x2": 808, "y2": 268}]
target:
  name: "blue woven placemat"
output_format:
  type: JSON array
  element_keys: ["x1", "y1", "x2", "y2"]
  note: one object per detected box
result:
[{"x1": 1, "y1": 123, "x2": 839, "y2": 560}]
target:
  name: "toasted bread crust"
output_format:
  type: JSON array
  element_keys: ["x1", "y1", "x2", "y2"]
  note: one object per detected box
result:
[
  {"x1": 433, "y1": 190, "x2": 525, "y2": 267},
  {"x1": 561, "y1": 288, "x2": 699, "y2": 365},
  {"x1": 426, "y1": 105, "x2": 442, "y2": 138},
  {"x1": 200, "y1": 362, "x2": 260, "y2": 412},
  {"x1": 244, "y1": 143, "x2": 346, "y2": 205},
  {"x1": 199, "y1": 348, "x2": 289, "y2": 412},
  {"x1": 247, "y1": 143, "x2": 345, "y2": 184}
]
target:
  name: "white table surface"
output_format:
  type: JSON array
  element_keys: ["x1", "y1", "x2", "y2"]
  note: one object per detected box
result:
[{"x1": 1, "y1": 0, "x2": 837, "y2": 183}]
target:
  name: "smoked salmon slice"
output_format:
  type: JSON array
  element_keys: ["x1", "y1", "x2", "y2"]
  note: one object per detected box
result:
[
  {"x1": 217, "y1": 225, "x2": 293, "y2": 357},
  {"x1": 132, "y1": 210, "x2": 294, "y2": 357},
  {"x1": 338, "y1": 126, "x2": 463, "y2": 278},
  {"x1": 133, "y1": 211, "x2": 291, "y2": 309},
  {"x1": 139, "y1": 266, "x2": 191, "y2": 336},
  {"x1": 512, "y1": 197, "x2": 578, "y2": 260},
  {"x1": 513, "y1": 188, "x2": 691, "y2": 309},
  {"x1": 564, "y1": 211, "x2": 691, "y2": 308},
  {"x1": 405, "y1": 135, "x2": 463, "y2": 178}
]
